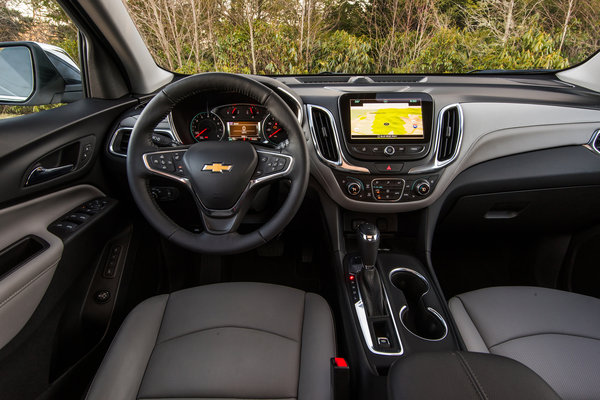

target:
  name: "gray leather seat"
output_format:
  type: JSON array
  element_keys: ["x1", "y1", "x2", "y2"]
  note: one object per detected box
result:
[
  {"x1": 449, "y1": 286, "x2": 600, "y2": 400},
  {"x1": 86, "y1": 282, "x2": 336, "y2": 400}
]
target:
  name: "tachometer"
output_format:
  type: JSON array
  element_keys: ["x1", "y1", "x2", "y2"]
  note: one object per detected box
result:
[
  {"x1": 190, "y1": 112, "x2": 225, "y2": 142},
  {"x1": 263, "y1": 115, "x2": 287, "y2": 145}
]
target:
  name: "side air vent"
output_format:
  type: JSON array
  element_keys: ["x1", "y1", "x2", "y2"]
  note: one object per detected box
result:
[
  {"x1": 436, "y1": 105, "x2": 463, "y2": 164},
  {"x1": 308, "y1": 105, "x2": 341, "y2": 164},
  {"x1": 109, "y1": 128, "x2": 132, "y2": 157},
  {"x1": 109, "y1": 127, "x2": 178, "y2": 157}
]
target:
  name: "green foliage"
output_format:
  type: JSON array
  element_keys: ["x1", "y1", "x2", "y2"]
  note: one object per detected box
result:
[
  {"x1": 0, "y1": 103, "x2": 65, "y2": 118},
  {"x1": 116, "y1": 0, "x2": 598, "y2": 76},
  {"x1": 311, "y1": 30, "x2": 374, "y2": 74},
  {"x1": 400, "y1": 28, "x2": 474, "y2": 73},
  {"x1": 2, "y1": 0, "x2": 598, "y2": 86}
]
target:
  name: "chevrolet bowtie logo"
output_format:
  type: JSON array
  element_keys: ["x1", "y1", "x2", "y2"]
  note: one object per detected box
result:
[{"x1": 202, "y1": 163, "x2": 233, "y2": 173}]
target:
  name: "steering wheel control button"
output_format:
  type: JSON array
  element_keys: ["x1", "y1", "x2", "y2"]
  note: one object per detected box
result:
[
  {"x1": 384, "y1": 146, "x2": 395, "y2": 156},
  {"x1": 146, "y1": 151, "x2": 186, "y2": 176},
  {"x1": 254, "y1": 153, "x2": 289, "y2": 178},
  {"x1": 372, "y1": 179, "x2": 405, "y2": 201},
  {"x1": 94, "y1": 290, "x2": 111, "y2": 304},
  {"x1": 414, "y1": 179, "x2": 431, "y2": 196}
]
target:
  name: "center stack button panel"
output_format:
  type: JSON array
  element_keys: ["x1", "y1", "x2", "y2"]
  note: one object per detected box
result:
[{"x1": 335, "y1": 173, "x2": 439, "y2": 203}]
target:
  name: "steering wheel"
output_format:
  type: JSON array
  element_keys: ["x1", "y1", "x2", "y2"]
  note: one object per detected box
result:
[{"x1": 126, "y1": 73, "x2": 309, "y2": 254}]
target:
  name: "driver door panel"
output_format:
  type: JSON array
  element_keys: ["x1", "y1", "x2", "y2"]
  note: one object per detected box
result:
[{"x1": 0, "y1": 98, "x2": 136, "y2": 399}]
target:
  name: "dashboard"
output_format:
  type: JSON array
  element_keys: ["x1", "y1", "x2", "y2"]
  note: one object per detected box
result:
[{"x1": 107, "y1": 75, "x2": 600, "y2": 214}]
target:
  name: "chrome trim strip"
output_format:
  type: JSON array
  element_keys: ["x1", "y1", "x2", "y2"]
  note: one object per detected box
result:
[
  {"x1": 167, "y1": 112, "x2": 184, "y2": 144},
  {"x1": 409, "y1": 103, "x2": 464, "y2": 174},
  {"x1": 109, "y1": 126, "x2": 178, "y2": 158},
  {"x1": 389, "y1": 267, "x2": 428, "y2": 284},
  {"x1": 306, "y1": 104, "x2": 369, "y2": 173},
  {"x1": 277, "y1": 86, "x2": 304, "y2": 124},
  {"x1": 583, "y1": 129, "x2": 600, "y2": 154},
  {"x1": 353, "y1": 272, "x2": 404, "y2": 356}
]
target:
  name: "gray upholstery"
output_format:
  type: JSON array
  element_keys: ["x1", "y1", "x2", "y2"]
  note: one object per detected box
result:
[
  {"x1": 449, "y1": 286, "x2": 600, "y2": 400},
  {"x1": 86, "y1": 282, "x2": 336, "y2": 400}
]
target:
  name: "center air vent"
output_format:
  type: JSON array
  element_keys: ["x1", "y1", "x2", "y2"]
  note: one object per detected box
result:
[
  {"x1": 436, "y1": 105, "x2": 462, "y2": 164},
  {"x1": 308, "y1": 105, "x2": 340, "y2": 164}
]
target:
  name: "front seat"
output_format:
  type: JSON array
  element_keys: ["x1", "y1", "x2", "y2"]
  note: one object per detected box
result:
[
  {"x1": 86, "y1": 282, "x2": 336, "y2": 400},
  {"x1": 449, "y1": 286, "x2": 600, "y2": 400}
]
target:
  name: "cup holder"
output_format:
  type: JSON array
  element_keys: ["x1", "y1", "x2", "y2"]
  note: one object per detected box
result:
[{"x1": 389, "y1": 268, "x2": 448, "y2": 341}]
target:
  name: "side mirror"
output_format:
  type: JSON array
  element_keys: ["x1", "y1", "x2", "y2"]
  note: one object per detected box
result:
[{"x1": 0, "y1": 41, "x2": 82, "y2": 106}]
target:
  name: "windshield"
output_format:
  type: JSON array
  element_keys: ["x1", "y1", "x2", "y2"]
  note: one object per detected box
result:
[{"x1": 124, "y1": 0, "x2": 599, "y2": 75}]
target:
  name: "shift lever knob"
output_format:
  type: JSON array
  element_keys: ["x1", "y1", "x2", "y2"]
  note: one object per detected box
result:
[{"x1": 356, "y1": 223, "x2": 380, "y2": 269}]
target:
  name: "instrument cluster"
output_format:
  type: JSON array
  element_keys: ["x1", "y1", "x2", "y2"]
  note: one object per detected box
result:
[{"x1": 189, "y1": 104, "x2": 288, "y2": 147}]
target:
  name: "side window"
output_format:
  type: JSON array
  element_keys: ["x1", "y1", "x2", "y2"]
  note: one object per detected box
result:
[{"x1": 0, "y1": 0, "x2": 82, "y2": 121}]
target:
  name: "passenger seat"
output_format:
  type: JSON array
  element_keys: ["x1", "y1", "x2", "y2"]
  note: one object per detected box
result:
[{"x1": 449, "y1": 286, "x2": 600, "y2": 400}]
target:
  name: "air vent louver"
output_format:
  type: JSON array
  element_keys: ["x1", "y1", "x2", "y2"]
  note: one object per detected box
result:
[
  {"x1": 437, "y1": 106, "x2": 461, "y2": 162},
  {"x1": 109, "y1": 128, "x2": 132, "y2": 156},
  {"x1": 118, "y1": 130, "x2": 131, "y2": 154},
  {"x1": 310, "y1": 107, "x2": 340, "y2": 163}
]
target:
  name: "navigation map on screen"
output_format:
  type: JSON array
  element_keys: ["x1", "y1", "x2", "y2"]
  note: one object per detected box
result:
[{"x1": 350, "y1": 99, "x2": 424, "y2": 140}]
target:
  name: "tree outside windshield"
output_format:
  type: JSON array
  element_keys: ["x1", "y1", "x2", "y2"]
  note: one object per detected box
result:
[{"x1": 124, "y1": 0, "x2": 600, "y2": 75}]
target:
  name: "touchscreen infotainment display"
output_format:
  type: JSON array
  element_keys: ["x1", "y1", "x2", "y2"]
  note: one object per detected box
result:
[{"x1": 350, "y1": 99, "x2": 424, "y2": 140}]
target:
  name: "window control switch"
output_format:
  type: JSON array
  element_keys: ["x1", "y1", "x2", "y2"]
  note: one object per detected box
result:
[{"x1": 66, "y1": 212, "x2": 91, "y2": 223}]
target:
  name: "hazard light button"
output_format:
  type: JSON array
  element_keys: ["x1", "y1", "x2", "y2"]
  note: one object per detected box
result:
[{"x1": 375, "y1": 163, "x2": 403, "y2": 173}]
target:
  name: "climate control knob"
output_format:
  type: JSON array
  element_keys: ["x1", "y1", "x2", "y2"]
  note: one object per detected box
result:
[
  {"x1": 413, "y1": 179, "x2": 431, "y2": 196},
  {"x1": 347, "y1": 181, "x2": 362, "y2": 196}
]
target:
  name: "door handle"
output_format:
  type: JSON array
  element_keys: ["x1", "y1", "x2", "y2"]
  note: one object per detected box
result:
[{"x1": 25, "y1": 164, "x2": 74, "y2": 186}]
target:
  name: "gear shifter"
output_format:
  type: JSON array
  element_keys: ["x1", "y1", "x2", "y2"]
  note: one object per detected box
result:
[{"x1": 356, "y1": 223, "x2": 387, "y2": 316}]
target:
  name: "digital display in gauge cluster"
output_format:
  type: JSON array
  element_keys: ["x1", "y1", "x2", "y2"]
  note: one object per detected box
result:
[{"x1": 188, "y1": 104, "x2": 288, "y2": 147}]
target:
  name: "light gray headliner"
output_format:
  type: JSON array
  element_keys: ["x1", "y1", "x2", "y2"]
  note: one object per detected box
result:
[{"x1": 307, "y1": 102, "x2": 600, "y2": 212}]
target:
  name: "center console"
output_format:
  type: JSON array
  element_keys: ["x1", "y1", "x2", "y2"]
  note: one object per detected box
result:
[
  {"x1": 309, "y1": 91, "x2": 465, "y2": 396},
  {"x1": 344, "y1": 222, "x2": 457, "y2": 379}
]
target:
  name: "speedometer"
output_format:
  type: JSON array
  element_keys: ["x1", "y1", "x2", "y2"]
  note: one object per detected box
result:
[{"x1": 190, "y1": 112, "x2": 225, "y2": 142}]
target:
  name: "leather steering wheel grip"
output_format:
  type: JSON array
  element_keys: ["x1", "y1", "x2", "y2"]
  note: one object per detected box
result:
[{"x1": 126, "y1": 73, "x2": 309, "y2": 254}]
